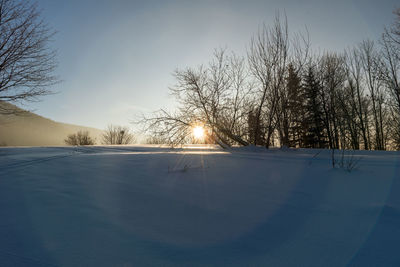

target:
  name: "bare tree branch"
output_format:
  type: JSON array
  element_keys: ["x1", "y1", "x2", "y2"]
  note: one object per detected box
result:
[{"x1": 0, "y1": 0, "x2": 58, "y2": 114}]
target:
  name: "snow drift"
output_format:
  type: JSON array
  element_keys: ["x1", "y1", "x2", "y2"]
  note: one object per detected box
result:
[{"x1": 0, "y1": 145, "x2": 399, "y2": 266}]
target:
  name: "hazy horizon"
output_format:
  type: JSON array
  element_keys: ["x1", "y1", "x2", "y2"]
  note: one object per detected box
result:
[{"x1": 21, "y1": 0, "x2": 399, "y2": 130}]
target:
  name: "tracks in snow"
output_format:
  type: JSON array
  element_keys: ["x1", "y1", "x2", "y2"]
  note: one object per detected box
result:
[{"x1": 0, "y1": 146, "x2": 126, "y2": 175}]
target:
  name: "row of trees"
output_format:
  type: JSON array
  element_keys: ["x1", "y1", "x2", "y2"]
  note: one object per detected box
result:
[
  {"x1": 143, "y1": 10, "x2": 400, "y2": 150},
  {"x1": 65, "y1": 125, "x2": 135, "y2": 146}
]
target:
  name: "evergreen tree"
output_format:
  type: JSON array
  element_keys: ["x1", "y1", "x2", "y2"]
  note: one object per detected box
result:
[
  {"x1": 248, "y1": 109, "x2": 264, "y2": 145},
  {"x1": 302, "y1": 67, "x2": 327, "y2": 148},
  {"x1": 286, "y1": 64, "x2": 304, "y2": 147}
]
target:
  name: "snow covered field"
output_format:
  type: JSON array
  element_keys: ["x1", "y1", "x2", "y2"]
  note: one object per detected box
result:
[{"x1": 0, "y1": 145, "x2": 399, "y2": 266}]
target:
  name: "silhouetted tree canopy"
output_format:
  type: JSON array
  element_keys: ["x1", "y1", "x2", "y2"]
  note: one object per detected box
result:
[
  {"x1": 142, "y1": 10, "x2": 400, "y2": 151},
  {"x1": 0, "y1": 0, "x2": 58, "y2": 115}
]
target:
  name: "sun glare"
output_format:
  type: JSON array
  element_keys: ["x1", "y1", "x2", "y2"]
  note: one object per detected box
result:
[{"x1": 193, "y1": 126, "x2": 205, "y2": 140}]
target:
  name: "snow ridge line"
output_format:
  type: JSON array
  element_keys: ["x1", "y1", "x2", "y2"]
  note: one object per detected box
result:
[{"x1": 68, "y1": 146, "x2": 143, "y2": 154}]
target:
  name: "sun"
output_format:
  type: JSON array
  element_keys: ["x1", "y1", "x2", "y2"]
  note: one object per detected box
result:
[{"x1": 192, "y1": 126, "x2": 205, "y2": 140}]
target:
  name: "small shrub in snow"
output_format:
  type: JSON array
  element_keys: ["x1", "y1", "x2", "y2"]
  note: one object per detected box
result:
[
  {"x1": 335, "y1": 149, "x2": 362, "y2": 172},
  {"x1": 102, "y1": 125, "x2": 135, "y2": 145},
  {"x1": 65, "y1": 131, "x2": 95, "y2": 146}
]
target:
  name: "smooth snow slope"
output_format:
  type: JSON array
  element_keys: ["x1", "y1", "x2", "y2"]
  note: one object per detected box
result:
[{"x1": 0, "y1": 145, "x2": 399, "y2": 266}]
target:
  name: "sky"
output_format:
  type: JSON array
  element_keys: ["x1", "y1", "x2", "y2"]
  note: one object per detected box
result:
[{"x1": 26, "y1": 0, "x2": 399, "y2": 131}]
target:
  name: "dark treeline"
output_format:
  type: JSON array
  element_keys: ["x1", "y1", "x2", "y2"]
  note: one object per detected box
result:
[{"x1": 143, "y1": 11, "x2": 400, "y2": 150}]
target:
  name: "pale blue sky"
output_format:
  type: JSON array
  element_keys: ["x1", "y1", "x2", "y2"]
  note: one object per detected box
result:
[{"x1": 27, "y1": 0, "x2": 398, "y2": 130}]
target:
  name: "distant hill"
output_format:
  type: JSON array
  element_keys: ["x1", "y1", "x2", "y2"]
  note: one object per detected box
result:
[{"x1": 0, "y1": 101, "x2": 103, "y2": 146}]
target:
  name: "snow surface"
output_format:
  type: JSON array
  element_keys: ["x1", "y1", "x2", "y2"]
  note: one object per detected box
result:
[{"x1": 0, "y1": 145, "x2": 399, "y2": 266}]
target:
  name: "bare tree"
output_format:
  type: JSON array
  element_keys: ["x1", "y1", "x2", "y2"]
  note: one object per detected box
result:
[
  {"x1": 381, "y1": 9, "x2": 400, "y2": 149},
  {"x1": 247, "y1": 15, "x2": 289, "y2": 147},
  {"x1": 141, "y1": 49, "x2": 251, "y2": 148},
  {"x1": 102, "y1": 125, "x2": 135, "y2": 145},
  {"x1": 344, "y1": 48, "x2": 371, "y2": 149},
  {"x1": 359, "y1": 40, "x2": 388, "y2": 150},
  {"x1": 65, "y1": 131, "x2": 95, "y2": 146},
  {"x1": 318, "y1": 52, "x2": 346, "y2": 149},
  {"x1": 139, "y1": 108, "x2": 194, "y2": 146},
  {"x1": 0, "y1": 0, "x2": 57, "y2": 115},
  {"x1": 387, "y1": 8, "x2": 400, "y2": 46},
  {"x1": 217, "y1": 52, "x2": 252, "y2": 143}
]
